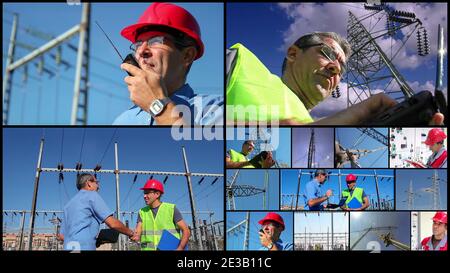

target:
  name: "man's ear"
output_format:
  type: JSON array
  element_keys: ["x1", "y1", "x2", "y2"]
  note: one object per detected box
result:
[
  {"x1": 286, "y1": 45, "x2": 299, "y2": 63},
  {"x1": 182, "y1": 46, "x2": 197, "y2": 68}
]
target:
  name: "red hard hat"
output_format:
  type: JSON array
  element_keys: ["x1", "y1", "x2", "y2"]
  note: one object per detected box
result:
[
  {"x1": 432, "y1": 212, "x2": 447, "y2": 224},
  {"x1": 258, "y1": 212, "x2": 285, "y2": 231},
  {"x1": 140, "y1": 179, "x2": 164, "y2": 194},
  {"x1": 346, "y1": 174, "x2": 357, "y2": 182},
  {"x1": 424, "y1": 128, "x2": 447, "y2": 146},
  {"x1": 121, "y1": 3, "x2": 204, "y2": 59}
]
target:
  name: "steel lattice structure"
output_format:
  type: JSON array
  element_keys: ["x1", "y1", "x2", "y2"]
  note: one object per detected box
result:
[{"x1": 346, "y1": 4, "x2": 429, "y2": 106}]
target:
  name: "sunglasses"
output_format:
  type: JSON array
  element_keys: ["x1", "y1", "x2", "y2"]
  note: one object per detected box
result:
[{"x1": 296, "y1": 42, "x2": 347, "y2": 76}]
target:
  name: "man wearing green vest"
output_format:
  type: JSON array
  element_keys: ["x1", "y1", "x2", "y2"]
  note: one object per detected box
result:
[
  {"x1": 226, "y1": 140, "x2": 275, "y2": 168},
  {"x1": 132, "y1": 179, "x2": 190, "y2": 250},
  {"x1": 339, "y1": 174, "x2": 370, "y2": 211},
  {"x1": 226, "y1": 32, "x2": 444, "y2": 125}
]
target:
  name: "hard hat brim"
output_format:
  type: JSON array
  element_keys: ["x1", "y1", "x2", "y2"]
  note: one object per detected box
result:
[{"x1": 121, "y1": 22, "x2": 204, "y2": 59}]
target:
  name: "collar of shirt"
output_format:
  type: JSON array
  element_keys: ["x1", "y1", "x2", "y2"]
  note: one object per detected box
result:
[{"x1": 430, "y1": 234, "x2": 447, "y2": 249}]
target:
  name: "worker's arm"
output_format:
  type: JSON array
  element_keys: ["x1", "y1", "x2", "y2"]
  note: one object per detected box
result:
[
  {"x1": 225, "y1": 156, "x2": 252, "y2": 168},
  {"x1": 131, "y1": 222, "x2": 142, "y2": 242},
  {"x1": 307, "y1": 189, "x2": 332, "y2": 208},
  {"x1": 175, "y1": 220, "x2": 191, "y2": 251},
  {"x1": 359, "y1": 196, "x2": 370, "y2": 211},
  {"x1": 307, "y1": 196, "x2": 329, "y2": 208},
  {"x1": 104, "y1": 216, "x2": 134, "y2": 237}
]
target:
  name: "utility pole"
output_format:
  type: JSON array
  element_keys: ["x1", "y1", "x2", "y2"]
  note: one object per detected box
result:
[
  {"x1": 182, "y1": 146, "x2": 202, "y2": 250},
  {"x1": 263, "y1": 170, "x2": 268, "y2": 210},
  {"x1": 28, "y1": 138, "x2": 44, "y2": 250},
  {"x1": 244, "y1": 211, "x2": 250, "y2": 251},
  {"x1": 2, "y1": 13, "x2": 18, "y2": 125},
  {"x1": 373, "y1": 170, "x2": 381, "y2": 211},
  {"x1": 209, "y1": 213, "x2": 218, "y2": 250},
  {"x1": 18, "y1": 210, "x2": 26, "y2": 250},
  {"x1": 295, "y1": 170, "x2": 302, "y2": 210},
  {"x1": 70, "y1": 3, "x2": 91, "y2": 125},
  {"x1": 331, "y1": 212, "x2": 334, "y2": 250},
  {"x1": 114, "y1": 142, "x2": 122, "y2": 250},
  {"x1": 307, "y1": 129, "x2": 316, "y2": 168}
]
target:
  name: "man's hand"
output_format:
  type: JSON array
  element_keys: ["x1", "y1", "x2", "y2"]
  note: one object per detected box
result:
[
  {"x1": 325, "y1": 189, "x2": 333, "y2": 198},
  {"x1": 261, "y1": 151, "x2": 276, "y2": 168},
  {"x1": 259, "y1": 230, "x2": 273, "y2": 248},
  {"x1": 121, "y1": 62, "x2": 169, "y2": 112},
  {"x1": 130, "y1": 231, "x2": 140, "y2": 242}
]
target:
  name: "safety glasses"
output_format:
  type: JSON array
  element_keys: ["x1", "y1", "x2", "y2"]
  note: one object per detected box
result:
[
  {"x1": 130, "y1": 36, "x2": 171, "y2": 52},
  {"x1": 297, "y1": 42, "x2": 347, "y2": 76}
]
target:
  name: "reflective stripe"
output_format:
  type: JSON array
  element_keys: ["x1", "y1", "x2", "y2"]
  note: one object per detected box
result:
[
  {"x1": 140, "y1": 242, "x2": 155, "y2": 249},
  {"x1": 141, "y1": 229, "x2": 178, "y2": 236}
]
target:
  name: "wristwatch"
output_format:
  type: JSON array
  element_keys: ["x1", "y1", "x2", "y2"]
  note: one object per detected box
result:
[
  {"x1": 148, "y1": 97, "x2": 171, "y2": 117},
  {"x1": 267, "y1": 243, "x2": 273, "y2": 250}
]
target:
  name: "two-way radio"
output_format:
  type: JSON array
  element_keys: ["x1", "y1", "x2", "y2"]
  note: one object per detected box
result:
[{"x1": 95, "y1": 21, "x2": 140, "y2": 76}]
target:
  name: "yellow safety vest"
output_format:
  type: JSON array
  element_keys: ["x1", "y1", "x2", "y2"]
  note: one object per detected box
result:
[
  {"x1": 342, "y1": 187, "x2": 364, "y2": 207},
  {"x1": 229, "y1": 149, "x2": 254, "y2": 168},
  {"x1": 226, "y1": 43, "x2": 313, "y2": 123},
  {"x1": 139, "y1": 202, "x2": 180, "y2": 251}
]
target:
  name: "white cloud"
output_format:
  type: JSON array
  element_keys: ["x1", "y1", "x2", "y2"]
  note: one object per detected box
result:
[{"x1": 277, "y1": 3, "x2": 447, "y2": 70}]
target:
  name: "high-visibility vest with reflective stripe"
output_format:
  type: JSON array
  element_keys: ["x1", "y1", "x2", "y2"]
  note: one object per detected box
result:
[
  {"x1": 226, "y1": 43, "x2": 313, "y2": 123},
  {"x1": 421, "y1": 236, "x2": 447, "y2": 251},
  {"x1": 139, "y1": 202, "x2": 180, "y2": 251},
  {"x1": 342, "y1": 187, "x2": 364, "y2": 207},
  {"x1": 229, "y1": 149, "x2": 254, "y2": 168}
]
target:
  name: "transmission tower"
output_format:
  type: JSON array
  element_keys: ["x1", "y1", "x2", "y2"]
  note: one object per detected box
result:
[
  {"x1": 424, "y1": 170, "x2": 443, "y2": 210},
  {"x1": 307, "y1": 129, "x2": 316, "y2": 168},
  {"x1": 226, "y1": 170, "x2": 268, "y2": 210},
  {"x1": 346, "y1": 3, "x2": 429, "y2": 106},
  {"x1": 356, "y1": 128, "x2": 388, "y2": 146}
]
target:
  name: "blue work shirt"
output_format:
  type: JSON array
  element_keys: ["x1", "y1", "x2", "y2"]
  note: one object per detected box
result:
[
  {"x1": 113, "y1": 84, "x2": 223, "y2": 125},
  {"x1": 61, "y1": 190, "x2": 113, "y2": 251},
  {"x1": 259, "y1": 239, "x2": 293, "y2": 251},
  {"x1": 304, "y1": 179, "x2": 325, "y2": 211}
]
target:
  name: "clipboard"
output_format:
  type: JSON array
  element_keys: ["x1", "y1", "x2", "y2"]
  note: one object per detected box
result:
[
  {"x1": 157, "y1": 229, "x2": 188, "y2": 250},
  {"x1": 404, "y1": 159, "x2": 426, "y2": 168},
  {"x1": 346, "y1": 198, "x2": 362, "y2": 209}
]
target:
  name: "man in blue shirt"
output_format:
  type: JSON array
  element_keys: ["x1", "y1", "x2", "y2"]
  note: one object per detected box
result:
[
  {"x1": 303, "y1": 169, "x2": 333, "y2": 211},
  {"x1": 113, "y1": 3, "x2": 223, "y2": 126},
  {"x1": 57, "y1": 173, "x2": 135, "y2": 251},
  {"x1": 258, "y1": 212, "x2": 293, "y2": 251}
]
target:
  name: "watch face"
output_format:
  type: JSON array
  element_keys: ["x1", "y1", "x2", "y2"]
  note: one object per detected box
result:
[{"x1": 150, "y1": 100, "x2": 164, "y2": 115}]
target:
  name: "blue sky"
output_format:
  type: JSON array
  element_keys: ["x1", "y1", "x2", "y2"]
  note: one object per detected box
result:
[
  {"x1": 227, "y1": 3, "x2": 447, "y2": 118},
  {"x1": 226, "y1": 169, "x2": 279, "y2": 210},
  {"x1": 3, "y1": 3, "x2": 223, "y2": 125},
  {"x1": 396, "y1": 169, "x2": 447, "y2": 210},
  {"x1": 3, "y1": 128, "x2": 224, "y2": 232},
  {"x1": 226, "y1": 127, "x2": 291, "y2": 167},
  {"x1": 226, "y1": 211, "x2": 293, "y2": 250},
  {"x1": 336, "y1": 128, "x2": 388, "y2": 168},
  {"x1": 281, "y1": 169, "x2": 394, "y2": 210},
  {"x1": 292, "y1": 128, "x2": 334, "y2": 168},
  {"x1": 350, "y1": 212, "x2": 410, "y2": 251}
]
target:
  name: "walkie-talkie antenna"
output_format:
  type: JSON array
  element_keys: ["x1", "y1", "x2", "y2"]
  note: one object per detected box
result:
[{"x1": 95, "y1": 21, "x2": 124, "y2": 61}]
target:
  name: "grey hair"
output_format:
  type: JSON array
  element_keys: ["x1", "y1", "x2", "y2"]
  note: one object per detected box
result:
[
  {"x1": 76, "y1": 173, "x2": 94, "y2": 190},
  {"x1": 281, "y1": 32, "x2": 352, "y2": 74}
]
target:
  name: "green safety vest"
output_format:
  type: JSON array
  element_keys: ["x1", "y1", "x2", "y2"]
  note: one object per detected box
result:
[
  {"x1": 226, "y1": 43, "x2": 313, "y2": 123},
  {"x1": 229, "y1": 149, "x2": 254, "y2": 168},
  {"x1": 139, "y1": 202, "x2": 180, "y2": 251},
  {"x1": 342, "y1": 187, "x2": 364, "y2": 207}
]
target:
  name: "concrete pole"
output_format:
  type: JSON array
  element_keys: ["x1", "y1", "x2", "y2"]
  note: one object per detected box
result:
[
  {"x1": 114, "y1": 142, "x2": 122, "y2": 250},
  {"x1": 181, "y1": 146, "x2": 202, "y2": 250},
  {"x1": 18, "y1": 211, "x2": 26, "y2": 250},
  {"x1": 28, "y1": 138, "x2": 44, "y2": 250},
  {"x1": 2, "y1": 13, "x2": 18, "y2": 125}
]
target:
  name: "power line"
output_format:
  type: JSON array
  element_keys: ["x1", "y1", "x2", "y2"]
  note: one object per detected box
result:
[{"x1": 98, "y1": 128, "x2": 118, "y2": 165}]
